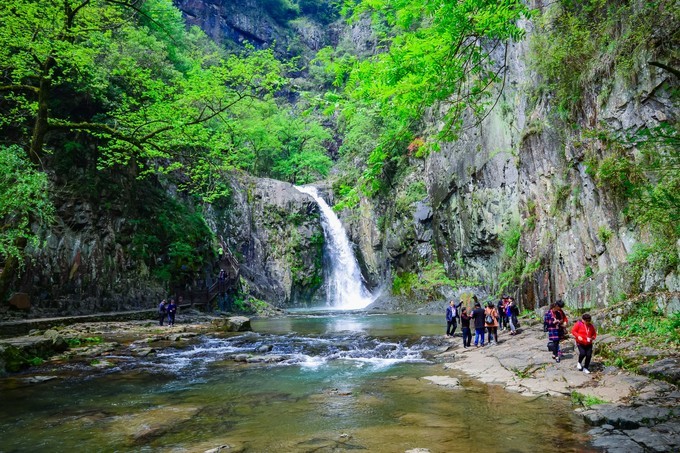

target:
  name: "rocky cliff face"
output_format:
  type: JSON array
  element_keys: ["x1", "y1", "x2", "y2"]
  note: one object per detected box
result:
[
  {"x1": 7, "y1": 2, "x2": 676, "y2": 317},
  {"x1": 346, "y1": 10, "x2": 679, "y2": 312},
  {"x1": 174, "y1": 0, "x2": 339, "y2": 59},
  {"x1": 4, "y1": 174, "x2": 185, "y2": 318},
  {"x1": 205, "y1": 175, "x2": 325, "y2": 307}
]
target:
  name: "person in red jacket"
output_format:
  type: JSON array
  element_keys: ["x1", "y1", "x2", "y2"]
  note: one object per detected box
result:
[{"x1": 571, "y1": 313, "x2": 597, "y2": 374}]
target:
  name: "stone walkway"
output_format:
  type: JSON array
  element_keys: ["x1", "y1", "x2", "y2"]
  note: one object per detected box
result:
[{"x1": 431, "y1": 322, "x2": 680, "y2": 452}]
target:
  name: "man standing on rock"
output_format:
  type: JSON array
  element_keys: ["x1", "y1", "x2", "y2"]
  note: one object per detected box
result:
[
  {"x1": 445, "y1": 300, "x2": 461, "y2": 337},
  {"x1": 167, "y1": 298, "x2": 177, "y2": 327},
  {"x1": 471, "y1": 300, "x2": 486, "y2": 347},
  {"x1": 158, "y1": 299, "x2": 167, "y2": 326},
  {"x1": 572, "y1": 313, "x2": 597, "y2": 374}
]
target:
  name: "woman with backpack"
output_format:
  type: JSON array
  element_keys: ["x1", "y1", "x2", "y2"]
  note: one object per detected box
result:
[
  {"x1": 554, "y1": 299, "x2": 569, "y2": 339},
  {"x1": 546, "y1": 302, "x2": 562, "y2": 362},
  {"x1": 571, "y1": 313, "x2": 597, "y2": 374},
  {"x1": 484, "y1": 302, "x2": 499, "y2": 345}
]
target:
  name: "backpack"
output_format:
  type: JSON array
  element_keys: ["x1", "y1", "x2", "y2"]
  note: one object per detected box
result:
[
  {"x1": 485, "y1": 313, "x2": 494, "y2": 324},
  {"x1": 543, "y1": 310, "x2": 552, "y2": 332}
]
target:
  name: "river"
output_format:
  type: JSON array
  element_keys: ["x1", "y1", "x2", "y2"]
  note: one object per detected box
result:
[{"x1": 0, "y1": 312, "x2": 597, "y2": 452}]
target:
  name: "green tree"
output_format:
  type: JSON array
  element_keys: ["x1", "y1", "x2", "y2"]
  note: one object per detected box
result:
[
  {"x1": 0, "y1": 0, "x2": 298, "y2": 296},
  {"x1": 0, "y1": 145, "x2": 55, "y2": 295},
  {"x1": 222, "y1": 103, "x2": 333, "y2": 184},
  {"x1": 0, "y1": 0, "x2": 285, "y2": 188}
]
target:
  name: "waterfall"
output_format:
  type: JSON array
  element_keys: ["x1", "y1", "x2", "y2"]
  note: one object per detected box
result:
[{"x1": 295, "y1": 185, "x2": 374, "y2": 310}]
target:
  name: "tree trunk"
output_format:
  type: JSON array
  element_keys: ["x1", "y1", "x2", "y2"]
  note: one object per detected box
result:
[{"x1": 29, "y1": 64, "x2": 52, "y2": 165}]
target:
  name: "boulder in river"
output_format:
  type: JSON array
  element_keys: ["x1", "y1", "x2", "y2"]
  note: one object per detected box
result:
[{"x1": 211, "y1": 316, "x2": 251, "y2": 332}]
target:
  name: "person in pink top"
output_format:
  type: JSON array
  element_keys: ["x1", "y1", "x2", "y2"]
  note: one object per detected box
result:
[
  {"x1": 571, "y1": 313, "x2": 597, "y2": 374},
  {"x1": 484, "y1": 302, "x2": 499, "y2": 345}
]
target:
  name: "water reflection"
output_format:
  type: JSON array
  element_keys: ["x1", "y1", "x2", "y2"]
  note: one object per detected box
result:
[{"x1": 326, "y1": 316, "x2": 367, "y2": 334}]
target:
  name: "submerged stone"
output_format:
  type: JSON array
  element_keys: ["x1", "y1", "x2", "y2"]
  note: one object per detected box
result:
[{"x1": 422, "y1": 375, "x2": 461, "y2": 389}]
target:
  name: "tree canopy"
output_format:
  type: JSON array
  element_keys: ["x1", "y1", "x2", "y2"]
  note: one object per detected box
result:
[{"x1": 0, "y1": 0, "x2": 334, "y2": 270}]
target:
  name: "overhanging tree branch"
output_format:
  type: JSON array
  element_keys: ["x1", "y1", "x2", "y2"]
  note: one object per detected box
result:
[{"x1": 0, "y1": 85, "x2": 39, "y2": 93}]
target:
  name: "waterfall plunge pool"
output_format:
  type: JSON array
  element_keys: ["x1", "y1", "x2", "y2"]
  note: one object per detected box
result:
[{"x1": 0, "y1": 313, "x2": 597, "y2": 452}]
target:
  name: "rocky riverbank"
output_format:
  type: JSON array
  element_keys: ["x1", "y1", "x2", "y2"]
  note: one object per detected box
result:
[
  {"x1": 2, "y1": 309, "x2": 678, "y2": 452},
  {"x1": 0, "y1": 310, "x2": 251, "y2": 376},
  {"x1": 431, "y1": 319, "x2": 680, "y2": 452}
]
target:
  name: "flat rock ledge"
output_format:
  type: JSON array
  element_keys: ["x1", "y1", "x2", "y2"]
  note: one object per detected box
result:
[
  {"x1": 0, "y1": 313, "x2": 252, "y2": 375},
  {"x1": 435, "y1": 324, "x2": 680, "y2": 452}
]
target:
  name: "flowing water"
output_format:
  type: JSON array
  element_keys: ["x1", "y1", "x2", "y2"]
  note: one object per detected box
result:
[
  {"x1": 0, "y1": 313, "x2": 597, "y2": 452},
  {"x1": 294, "y1": 186, "x2": 374, "y2": 310}
]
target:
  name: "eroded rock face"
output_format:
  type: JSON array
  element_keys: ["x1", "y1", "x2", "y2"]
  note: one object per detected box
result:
[
  {"x1": 205, "y1": 175, "x2": 325, "y2": 306},
  {"x1": 8, "y1": 192, "x2": 168, "y2": 317},
  {"x1": 344, "y1": 12, "x2": 678, "y2": 311},
  {"x1": 174, "y1": 0, "x2": 343, "y2": 61}
]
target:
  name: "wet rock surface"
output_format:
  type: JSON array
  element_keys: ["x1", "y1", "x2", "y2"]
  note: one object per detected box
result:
[
  {"x1": 2, "y1": 310, "x2": 678, "y2": 452},
  {"x1": 436, "y1": 321, "x2": 680, "y2": 452},
  {"x1": 0, "y1": 310, "x2": 251, "y2": 376}
]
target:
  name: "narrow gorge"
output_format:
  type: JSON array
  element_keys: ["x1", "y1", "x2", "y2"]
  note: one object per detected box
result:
[
  {"x1": 3, "y1": 0, "x2": 676, "y2": 320},
  {"x1": 1, "y1": 1, "x2": 678, "y2": 452}
]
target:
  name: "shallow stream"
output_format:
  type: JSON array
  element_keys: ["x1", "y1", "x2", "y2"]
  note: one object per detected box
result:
[{"x1": 0, "y1": 313, "x2": 597, "y2": 452}]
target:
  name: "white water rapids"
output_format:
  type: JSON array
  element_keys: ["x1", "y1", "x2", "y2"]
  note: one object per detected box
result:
[{"x1": 295, "y1": 185, "x2": 374, "y2": 310}]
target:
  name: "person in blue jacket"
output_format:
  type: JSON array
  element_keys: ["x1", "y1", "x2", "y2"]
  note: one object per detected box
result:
[
  {"x1": 445, "y1": 299, "x2": 462, "y2": 337},
  {"x1": 167, "y1": 298, "x2": 177, "y2": 326}
]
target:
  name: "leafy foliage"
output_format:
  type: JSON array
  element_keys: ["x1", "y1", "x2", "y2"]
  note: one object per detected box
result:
[
  {"x1": 322, "y1": 0, "x2": 530, "y2": 203},
  {"x1": 0, "y1": 0, "x2": 336, "y2": 293},
  {"x1": 497, "y1": 221, "x2": 540, "y2": 293},
  {"x1": 395, "y1": 181, "x2": 427, "y2": 214},
  {"x1": 0, "y1": 0, "x2": 332, "y2": 199},
  {"x1": 0, "y1": 146, "x2": 55, "y2": 266},
  {"x1": 392, "y1": 262, "x2": 480, "y2": 297},
  {"x1": 571, "y1": 391, "x2": 607, "y2": 408},
  {"x1": 616, "y1": 301, "x2": 680, "y2": 345},
  {"x1": 130, "y1": 194, "x2": 213, "y2": 286},
  {"x1": 530, "y1": 0, "x2": 677, "y2": 117},
  {"x1": 587, "y1": 124, "x2": 680, "y2": 284}
]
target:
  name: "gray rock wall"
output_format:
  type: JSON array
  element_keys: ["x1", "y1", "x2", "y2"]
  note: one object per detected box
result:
[
  {"x1": 205, "y1": 175, "x2": 325, "y2": 306},
  {"x1": 7, "y1": 187, "x2": 169, "y2": 317},
  {"x1": 346, "y1": 12, "x2": 678, "y2": 311}
]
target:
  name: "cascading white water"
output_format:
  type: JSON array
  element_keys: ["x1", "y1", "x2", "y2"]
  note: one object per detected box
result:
[{"x1": 295, "y1": 185, "x2": 374, "y2": 310}]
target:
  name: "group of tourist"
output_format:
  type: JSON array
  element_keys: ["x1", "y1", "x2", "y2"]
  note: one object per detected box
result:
[
  {"x1": 158, "y1": 298, "x2": 178, "y2": 326},
  {"x1": 446, "y1": 296, "x2": 597, "y2": 374},
  {"x1": 446, "y1": 295, "x2": 520, "y2": 347}
]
